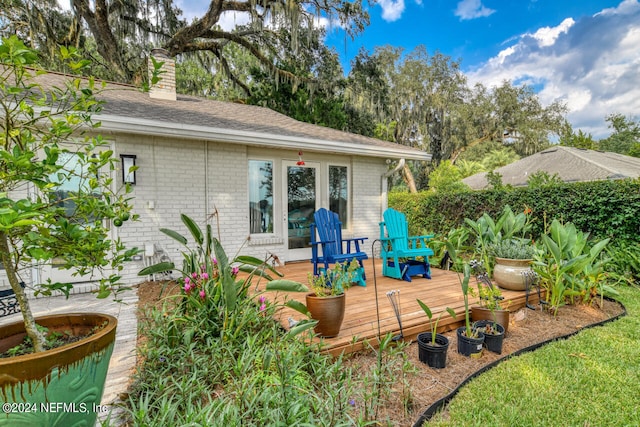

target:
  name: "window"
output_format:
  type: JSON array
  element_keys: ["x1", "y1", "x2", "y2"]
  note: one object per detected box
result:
[
  {"x1": 249, "y1": 160, "x2": 274, "y2": 234},
  {"x1": 329, "y1": 165, "x2": 348, "y2": 228},
  {"x1": 49, "y1": 152, "x2": 99, "y2": 218}
]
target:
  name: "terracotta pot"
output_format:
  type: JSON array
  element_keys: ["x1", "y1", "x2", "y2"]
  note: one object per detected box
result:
[
  {"x1": 471, "y1": 306, "x2": 510, "y2": 335},
  {"x1": 305, "y1": 293, "x2": 345, "y2": 337},
  {"x1": 0, "y1": 313, "x2": 117, "y2": 426},
  {"x1": 493, "y1": 257, "x2": 533, "y2": 290}
]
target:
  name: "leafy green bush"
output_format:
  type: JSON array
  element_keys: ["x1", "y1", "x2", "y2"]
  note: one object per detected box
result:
[
  {"x1": 389, "y1": 178, "x2": 640, "y2": 244},
  {"x1": 604, "y1": 240, "x2": 640, "y2": 285},
  {"x1": 0, "y1": 35, "x2": 140, "y2": 352}
]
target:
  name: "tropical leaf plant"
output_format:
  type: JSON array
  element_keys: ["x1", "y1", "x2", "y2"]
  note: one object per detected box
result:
[
  {"x1": 446, "y1": 242, "x2": 476, "y2": 337},
  {"x1": 138, "y1": 214, "x2": 316, "y2": 337},
  {"x1": 417, "y1": 299, "x2": 456, "y2": 345},
  {"x1": 533, "y1": 219, "x2": 611, "y2": 315}
]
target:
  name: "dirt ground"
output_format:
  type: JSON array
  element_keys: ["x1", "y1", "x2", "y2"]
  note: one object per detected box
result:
[{"x1": 134, "y1": 281, "x2": 625, "y2": 426}]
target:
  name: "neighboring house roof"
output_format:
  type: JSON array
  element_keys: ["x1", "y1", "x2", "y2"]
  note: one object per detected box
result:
[
  {"x1": 32, "y1": 70, "x2": 431, "y2": 161},
  {"x1": 461, "y1": 146, "x2": 640, "y2": 190}
]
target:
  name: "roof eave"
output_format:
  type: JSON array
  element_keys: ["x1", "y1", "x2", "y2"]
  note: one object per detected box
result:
[{"x1": 96, "y1": 114, "x2": 432, "y2": 161}]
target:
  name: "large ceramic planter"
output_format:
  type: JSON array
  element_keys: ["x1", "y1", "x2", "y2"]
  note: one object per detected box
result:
[
  {"x1": 305, "y1": 293, "x2": 345, "y2": 337},
  {"x1": 471, "y1": 306, "x2": 510, "y2": 335},
  {"x1": 417, "y1": 332, "x2": 449, "y2": 369},
  {"x1": 0, "y1": 313, "x2": 117, "y2": 426},
  {"x1": 493, "y1": 257, "x2": 533, "y2": 290}
]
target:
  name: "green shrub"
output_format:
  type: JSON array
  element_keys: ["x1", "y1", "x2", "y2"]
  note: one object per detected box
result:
[{"x1": 389, "y1": 178, "x2": 640, "y2": 244}]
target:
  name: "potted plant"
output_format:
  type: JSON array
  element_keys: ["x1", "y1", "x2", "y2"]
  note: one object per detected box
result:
[
  {"x1": 472, "y1": 319, "x2": 505, "y2": 354},
  {"x1": 445, "y1": 244, "x2": 485, "y2": 358},
  {"x1": 416, "y1": 300, "x2": 456, "y2": 368},
  {"x1": 305, "y1": 259, "x2": 359, "y2": 337},
  {"x1": 463, "y1": 205, "x2": 533, "y2": 277},
  {"x1": 469, "y1": 260, "x2": 511, "y2": 334},
  {"x1": 0, "y1": 37, "x2": 147, "y2": 425},
  {"x1": 490, "y1": 238, "x2": 536, "y2": 290}
]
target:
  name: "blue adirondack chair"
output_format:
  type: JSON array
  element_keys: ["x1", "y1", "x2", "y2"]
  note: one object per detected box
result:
[
  {"x1": 310, "y1": 208, "x2": 368, "y2": 285},
  {"x1": 379, "y1": 208, "x2": 434, "y2": 281}
]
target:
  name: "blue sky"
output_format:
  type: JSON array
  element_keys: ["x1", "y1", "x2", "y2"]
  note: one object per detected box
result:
[{"x1": 176, "y1": 0, "x2": 640, "y2": 139}]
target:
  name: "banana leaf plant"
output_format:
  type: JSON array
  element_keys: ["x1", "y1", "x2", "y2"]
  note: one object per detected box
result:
[
  {"x1": 533, "y1": 219, "x2": 611, "y2": 315},
  {"x1": 445, "y1": 242, "x2": 477, "y2": 338},
  {"x1": 416, "y1": 299, "x2": 456, "y2": 345}
]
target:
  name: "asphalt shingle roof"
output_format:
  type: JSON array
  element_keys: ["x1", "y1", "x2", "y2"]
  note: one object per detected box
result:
[
  {"x1": 30, "y1": 70, "x2": 430, "y2": 160},
  {"x1": 462, "y1": 146, "x2": 640, "y2": 189}
]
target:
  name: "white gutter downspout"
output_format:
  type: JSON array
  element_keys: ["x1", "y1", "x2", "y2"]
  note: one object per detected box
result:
[{"x1": 381, "y1": 158, "x2": 405, "y2": 217}]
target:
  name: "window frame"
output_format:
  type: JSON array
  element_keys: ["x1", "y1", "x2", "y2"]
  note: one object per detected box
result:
[
  {"x1": 327, "y1": 162, "x2": 351, "y2": 230},
  {"x1": 248, "y1": 158, "x2": 276, "y2": 236}
]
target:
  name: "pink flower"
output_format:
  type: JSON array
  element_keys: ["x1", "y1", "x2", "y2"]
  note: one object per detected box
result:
[
  {"x1": 259, "y1": 296, "x2": 266, "y2": 304},
  {"x1": 184, "y1": 283, "x2": 192, "y2": 293},
  {"x1": 232, "y1": 266, "x2": 239, "y2": 276},
  {"x1": 201, "y1": 272, "x2": 209, "y2": 280},
  {"x1": 199, "y1": 290, "x2": 206, "y2": 299},
  {"x1": 211, "y1": 258, "x2": 217, "y2": 265},
  {"x1": 191, "y1": 272, "x2": 198, "y2": 279},
  {"x1": 184, "y1": 276, "x2": 190, "y2": 283},
  {"x1": 259, "y1": 304, "x2": 266, "y2": 312}
]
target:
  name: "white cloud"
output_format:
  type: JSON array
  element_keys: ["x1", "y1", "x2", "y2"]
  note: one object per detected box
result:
[
  {"x1": 454, "y1": 0, "x2": 495, "y2": 21},
  {"x1": 378, "y1": 0, "x2": 405, "y2": 22},
  {"x1": 468, "y1": 0, "x2": 640, "y2": 139},
  {"x1": 530, "y1": 18, "x2": 574, "y2": 47},
  {"x1": 596, "y1": 0, "x2": 639, "y2": 16}
]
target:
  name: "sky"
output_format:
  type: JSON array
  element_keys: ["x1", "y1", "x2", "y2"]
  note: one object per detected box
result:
[
  {"x1": 320, "y1": 0, "x2": 640, "y2": 139},
  {"x1": 134, "y1": 0, "x2": 640, "y2": 139}
]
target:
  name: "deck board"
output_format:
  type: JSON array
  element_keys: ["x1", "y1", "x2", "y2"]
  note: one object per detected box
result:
[{"x1": 256, "y1": 259, "x2": 541, "y2": 357}]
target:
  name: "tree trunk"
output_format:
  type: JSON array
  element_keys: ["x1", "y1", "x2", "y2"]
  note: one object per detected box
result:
[
  {"x1": 72, "y1": 0, "x2": 130, "y2": 81},
  {"x1": 402, "y1": 163, "x2": 418, "y2": 193},
  {"x1": 450, "y1": 134, "x2": 492, "y2": 165},
  {"x1": 0, "y1": 232, "x2": 46, "y2": 353}
]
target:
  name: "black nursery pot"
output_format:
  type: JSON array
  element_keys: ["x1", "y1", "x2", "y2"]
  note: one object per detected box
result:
[
  {"x1": 417, "y1": 332, "x2": 450, "y2": 369},
  {"x1": 473, "y1": 320, "x2": 505, "y2": 354},
  {"x1": 456, "y1": 327, "x2": 485, "y2": 357}
]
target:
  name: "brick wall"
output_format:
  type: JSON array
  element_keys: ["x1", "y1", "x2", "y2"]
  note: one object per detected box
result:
[
  {"x1": 352, "y1": 157, "x2": 386, "y2": 257},
  {"x1": 116, "y1": 141, "x2": 389, "y2": 285},
  {"x1": 4, "y1": 132, "x2": 390, "y2": 290}
]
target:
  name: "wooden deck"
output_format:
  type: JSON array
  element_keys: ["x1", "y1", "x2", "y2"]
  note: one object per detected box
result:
[{"x1": 256, "y1": 259, "x2": 541, "y2": 357}]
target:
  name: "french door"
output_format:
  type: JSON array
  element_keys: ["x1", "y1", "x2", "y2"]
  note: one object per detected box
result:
[{"x1": 283, "y1": 161, "x2": 320, "y2": 260}]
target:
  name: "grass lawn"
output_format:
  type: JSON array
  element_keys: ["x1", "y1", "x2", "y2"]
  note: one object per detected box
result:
[{"x1": 425, "y1": 286, "x2": 640, "y2": 427}]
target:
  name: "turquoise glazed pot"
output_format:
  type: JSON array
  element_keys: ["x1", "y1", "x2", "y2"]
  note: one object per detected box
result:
[{"x1": 0, "y1": 313, "x2": 117, "y2": 426}]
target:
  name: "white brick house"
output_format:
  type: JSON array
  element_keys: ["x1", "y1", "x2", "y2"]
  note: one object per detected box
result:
[{"x1": 1, "y1": 51, "x2": 430, "y2": 290}]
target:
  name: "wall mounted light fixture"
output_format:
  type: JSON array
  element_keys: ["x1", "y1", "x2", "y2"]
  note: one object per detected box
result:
[{"x1": 120, "y1": 154, "x2": 137, "y2": 185}]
